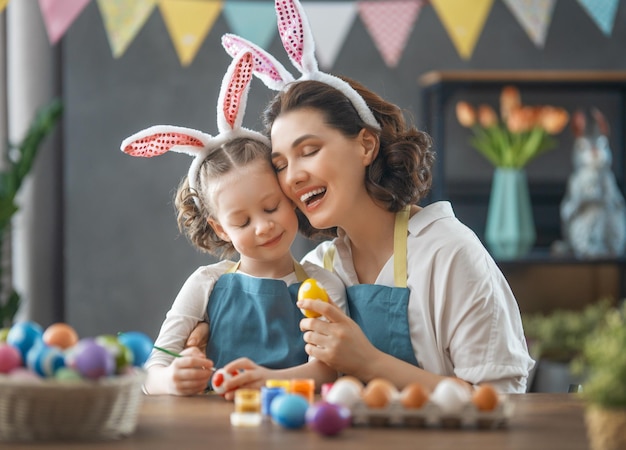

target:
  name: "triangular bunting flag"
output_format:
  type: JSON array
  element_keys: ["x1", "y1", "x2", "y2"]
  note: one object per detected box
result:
[
  {"x1": 430, "y1": 0, "x2": 494, "y2": 60},
  {"x1": 503, "y1": 0, "x2": 557, "y2": 48},
  {"x1": 97, "y1": 0, "x2": 156, "y2": 58},
  {"x1": 577, "y1": 0, "x2": 618, "y2": 37},
  {"x1": 222, "y1": 1, "x2": 276, "y2": 50},
  {"x1": 0, "y1": 0, "x2": 10, "y2": 13},
  {"x1": 158, "y1": 0, "x2": 222, "y2": 67},
  {"x1": 358, "y1": 0, "x2": 424, "y2": 68},
  {"x1": 38, "y1": 0, "x2": 90, "y2": 45},
  {"x1": 302, "y1": 2, "x2": 357, "y2": 70}
]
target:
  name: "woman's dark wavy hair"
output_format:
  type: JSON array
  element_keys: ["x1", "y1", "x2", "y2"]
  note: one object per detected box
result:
[
  {"x1": 174, "y1": 137, "x2": 272, "y2": 258},
  {"x1": 263, "y1": 78, "x2": 435, "y2": 239}
]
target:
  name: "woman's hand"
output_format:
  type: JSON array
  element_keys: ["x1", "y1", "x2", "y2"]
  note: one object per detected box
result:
[
  {"x1": 297, "y1": 299, "x2": 380, "y2": 381},
  {"x1": 163, "y1": 346, "x2": 213, "y2": 396},
  {"x1": 185, "y1": 321, "x2": 209, "y2": 353}
]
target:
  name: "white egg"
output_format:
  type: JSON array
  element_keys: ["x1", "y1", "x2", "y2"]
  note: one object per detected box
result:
[
  {"x1": 325, "y1": 377, "x2": 363, "y2": 408},
  {"x1": 430, "y1": 378, "x2": 471, "y2": 415}
]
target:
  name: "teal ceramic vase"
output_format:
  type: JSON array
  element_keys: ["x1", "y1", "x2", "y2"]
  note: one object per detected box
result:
[{"x1": 485, "y1": 168, "x2": 536, "y2": 260}]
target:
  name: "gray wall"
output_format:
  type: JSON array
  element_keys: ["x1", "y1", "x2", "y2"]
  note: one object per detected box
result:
[{"x1": 64, "y1": 1, "x2": 626, "y2": 337}]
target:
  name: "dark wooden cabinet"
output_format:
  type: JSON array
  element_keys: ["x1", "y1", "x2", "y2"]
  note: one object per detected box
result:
[{"x1": 418, "y1": 71, "x2": 626, "y2": 312}]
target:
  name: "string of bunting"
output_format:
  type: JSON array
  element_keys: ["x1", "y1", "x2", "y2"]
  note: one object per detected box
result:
[{"x1": 4, "y1": 0, "x2": 621, "y2": 68}]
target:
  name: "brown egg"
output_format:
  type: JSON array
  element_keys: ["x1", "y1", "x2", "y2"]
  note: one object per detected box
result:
[
  {"x1": 400, "y1": 382, "x2": 429, "y2": 409},
  {"x1": 362, "y1": 378, "x2": 397, "y2": 409},
  {"x1": 472, "y1": 384, "x2": 499, "y2": 411}
]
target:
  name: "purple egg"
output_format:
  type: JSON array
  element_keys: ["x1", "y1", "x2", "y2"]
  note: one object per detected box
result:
[
  {"x1": 66, "y1": 338, "x2": 115, "y2": 379},
  {"x1": 0, "y1": 343, "x2": 22, "y2": 373},
  {"x1": 306, "y1": 401, "x2": 352, "y2": 436}
]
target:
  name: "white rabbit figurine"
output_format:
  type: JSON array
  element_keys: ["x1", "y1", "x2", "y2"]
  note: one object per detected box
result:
[{"x1": 560, "y1": 108, "x2": 626, "y2": 259}]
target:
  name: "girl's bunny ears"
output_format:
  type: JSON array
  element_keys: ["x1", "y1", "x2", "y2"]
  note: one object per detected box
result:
[
  {"x1": 120, "y1": 51, "x2": 270, "y2": 206},
  {"x1": 221, "y1": 0, "x2": 381, "y2": 130}
]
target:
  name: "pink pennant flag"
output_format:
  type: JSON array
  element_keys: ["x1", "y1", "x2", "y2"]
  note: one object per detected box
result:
[
  {"x1": 358, "y1": 0, "x2": 424, "y2": 68},
  {"x1": 38, "y1": 0, "x2": 90, "y2": 45}
]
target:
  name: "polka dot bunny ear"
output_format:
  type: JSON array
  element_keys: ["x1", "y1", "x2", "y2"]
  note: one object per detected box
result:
[
  {"x1": 222, "y1": 0, "x2": 380, "y2": 130},
  {"x1": 120, "y1": 51, "x2": 269, "y2": 203}
]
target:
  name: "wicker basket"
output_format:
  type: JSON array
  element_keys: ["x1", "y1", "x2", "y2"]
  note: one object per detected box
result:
[{"x1": 0, "y1": 370, "x2": 146, "y2": 441}]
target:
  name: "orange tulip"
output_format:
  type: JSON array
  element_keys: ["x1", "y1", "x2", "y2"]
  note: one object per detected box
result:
[
  {"x1": 455, "y1": 101, "x2": 476, "y2": 127},
  {"x1": 478, "y1": 104, "x2": 498, "y2": 128},
  {"x1": 538, "y1": 106, "x2": 570, "y2": 135},
  {"x1": 500, "y1": 86, "x2": 521, "y2": 121},
  {"x1": 507, "y1": 106, "x2": 536, "y2": 133}
]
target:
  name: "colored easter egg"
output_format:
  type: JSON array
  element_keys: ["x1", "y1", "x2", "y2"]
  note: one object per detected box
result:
[
  {"x1": 270, "y1": 393, "x2": 309, "y2": 429},
  {"x1": 42, "y1": 323, "x2": 79, "y2": 349},
  {"x1": 66, "y1": 338, "x2": 115, "y2": 379},
  {"x1": 211, "y1": 368, "x2": 239, "y2": 395},
  {"x1": 297, "y1": 279, "x2": 329, "y2": 318},
  {"x1": 0, "y1": 343, "x2": 22, "y2": 373},
  {"x1": 9, "y1": 366, "x2": 41, "y2": 382},
  {"x1": 96, "y1": 335, "x2": 134, "y2": 373},
  {"x1": 0, "y1": 327, "x2": 9, "y2": 343},
  {"x1": 26, "y1": 342, "x2": 65, "y2": 377},
  {"x1": 118, "y1": 331, "x2": 153, "y2": 367},
  {"x1": 55, "y1": 367, "x2": 83, "y2": 382},
  {"x1": 6, "y1": 321, "x2": 43, "y2": 360},
  {"x1": 306, "y1": 401, "x2": 351, "y2": 436}
]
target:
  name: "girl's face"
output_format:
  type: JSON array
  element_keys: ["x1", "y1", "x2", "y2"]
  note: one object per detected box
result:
[
  {"x1": 208, "y1": 160, "x2": 298, "y2": 265},
  {"x1": 270, "y1": 108, "x2": 377, "y2": 230}
]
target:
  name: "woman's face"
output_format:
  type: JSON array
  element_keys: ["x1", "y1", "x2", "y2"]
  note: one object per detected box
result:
[{"x1": 270, "y1": 108, "x2": 377, "y2": 230}]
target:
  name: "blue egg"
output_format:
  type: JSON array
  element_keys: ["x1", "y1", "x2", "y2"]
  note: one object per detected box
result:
[
  {"x1": 118, "y1": 331, "x2": 153, "y2": 367},
  {"x1": 270, "y1": 393, "x2": 310, "y2": 429},
  {"x1": 7, "y1": 321, "x2": 43, "y2": 360}
]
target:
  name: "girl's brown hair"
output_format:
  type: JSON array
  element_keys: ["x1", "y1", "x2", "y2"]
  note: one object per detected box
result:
[{"x1": 174, "y1": 137, "x2": 272, "y2": 257}]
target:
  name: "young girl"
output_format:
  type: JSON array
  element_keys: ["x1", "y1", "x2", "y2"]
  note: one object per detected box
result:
[
  {"x1": 121, "y1": 51, "x2": 346, "y2": 396},
  {"x1": 212, "y1": 0, "x2": 534, "y2": 394}
]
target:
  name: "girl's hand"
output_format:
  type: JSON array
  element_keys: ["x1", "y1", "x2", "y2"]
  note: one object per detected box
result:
[
  {"x1": 297, "y1": 299, "x2": 380, "y2": 381},
  {"x1": 165, "y1": 346, "x2": 213, "y2": 396},
  {"x1": 219, "y1": 357, "x2": 273, "y2": 401}
]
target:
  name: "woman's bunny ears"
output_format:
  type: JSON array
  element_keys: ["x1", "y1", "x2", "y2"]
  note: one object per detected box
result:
[
  {"x1": 221, "y1": 0, "x2": 381, "y2": 130},
  {"x1": 120, "y1": 51, "x2": 270, "y2": 205}
]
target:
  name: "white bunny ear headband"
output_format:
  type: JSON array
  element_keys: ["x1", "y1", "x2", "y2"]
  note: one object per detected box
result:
[
  {"x1": 120, "y1": 51, "x2": 270, "y2": 206},
  {"x1": 221, "y1": 0, "x2": 381, "y2": 131}
]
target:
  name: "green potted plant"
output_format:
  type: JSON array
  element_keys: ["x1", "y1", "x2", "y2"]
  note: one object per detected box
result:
[
  {"x1": 0, "y1": 98, "x2": 63, "y2": 329},
  {"x1": 522, "y1": 299, "x2": 612, "y2": 391},
  {"x1": 572, "y1": 302, "x2": 626, "y2": 450}
]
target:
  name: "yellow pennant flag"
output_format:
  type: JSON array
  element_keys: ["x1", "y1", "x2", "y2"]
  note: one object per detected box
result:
[
  {"x1": 158, "y1": 0, "x2": 223, "y2": 67},
  {"x1": 97, "y1": 0, "x2": 157, "y2": 58},
  {"x1": 431, "y1": 0, "x2": 494, "y2": 60},
  {"x1": 0, "y1": 0, "x2": 10, "y2": 13}
]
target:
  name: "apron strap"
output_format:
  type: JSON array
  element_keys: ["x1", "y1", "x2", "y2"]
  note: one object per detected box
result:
[
  {"x1": 226, "y1": 260, "x2": 308, "y2": 281},
  {"x1": 323, "y1": 245, "x2": 336, "y2": 272},
  {"x1": 393, "y1": 206, "x2": 410, "y2": 288}
]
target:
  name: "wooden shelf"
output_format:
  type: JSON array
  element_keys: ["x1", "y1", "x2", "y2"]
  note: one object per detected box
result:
[{"x1": 419, "y1": 70, "x2": 626, "y2": 86}]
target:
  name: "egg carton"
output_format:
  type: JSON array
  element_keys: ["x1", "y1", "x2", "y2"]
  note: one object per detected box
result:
[{"x1": 349, "y1": 396, "x2": 512, "y2": 429}]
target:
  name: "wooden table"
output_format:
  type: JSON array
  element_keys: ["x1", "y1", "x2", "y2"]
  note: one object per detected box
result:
[{"x1": 8, "y1": 393, "x2": 590, "y2": 450}]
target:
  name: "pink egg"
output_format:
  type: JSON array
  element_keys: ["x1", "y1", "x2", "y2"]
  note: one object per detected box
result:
[
  {"x1": 9, "y1": 367, "x2": 42, "y2": 382},
  {"x1": 0, "y1": 343, "x2": 22, "y2": 373}
]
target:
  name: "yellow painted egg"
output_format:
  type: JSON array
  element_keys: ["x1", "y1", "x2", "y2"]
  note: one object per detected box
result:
[{"x1": 297, "y1": 278, "x2": 329, "y2": 318}]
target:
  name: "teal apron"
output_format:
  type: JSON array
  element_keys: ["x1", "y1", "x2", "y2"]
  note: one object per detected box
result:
[
  {"x1": 206, "y1": 262, "x2": 309, "y2": 369},
  {"x1": 324, "y1": 206, "x2": 419, "y2": 366}
]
